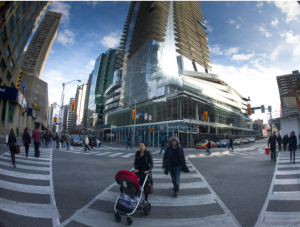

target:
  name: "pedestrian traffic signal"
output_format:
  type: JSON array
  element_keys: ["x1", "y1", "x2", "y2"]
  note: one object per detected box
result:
[
  {"x1": 22, "y1": 109, "x2": 26, "y2": 116},
  {"x1": 247, "y1": 105, "x2": 251, "y2": 116},
  {"x1": 152, "y1": 127, "x2": 154, "y2": 132},
  {"x1": 70, "y1": 101, "x2": 75, "y2": 113},
  {"x1": 268, "y1": 105, "x2": 272, "y2": 113},
  {"x1": 203, "y1": 111, "x2": 208, "y2": 121},
  {"x1": 149, "y1": 128, "x2": 152, "y2": 132},
  {"x1": 15, "y1": 69, "x2": 23, "y2": 89},
  {"x1": 132, "y1": 110, "x2": 136, "y2": 120},
  {"x1": 261, "y1": 105, "x2": 265, "y2": 113}
]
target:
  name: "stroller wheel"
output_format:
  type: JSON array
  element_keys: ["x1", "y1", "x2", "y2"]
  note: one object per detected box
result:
[
  {"x1": 127, "y1": 216, "x2": 133, "y2": 226},
  {"x1": 144, "y1": 202, "x2": 151, "y2": 216},
  {"x1": 115, "y1": 213, "x2": 121, "y2": 222}
]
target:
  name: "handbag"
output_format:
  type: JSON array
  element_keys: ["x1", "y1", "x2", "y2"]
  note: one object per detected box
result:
[
  {"x1": 145, "y1": 154, "x2": 154, "y2": 194},
  {"x1": 15, "y1": 145, "x2": 20, "y2": 154}
]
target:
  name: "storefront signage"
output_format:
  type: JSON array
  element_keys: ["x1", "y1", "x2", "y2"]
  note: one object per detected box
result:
[
  {"x1": 27, "y1": 108, "x2": 37, "y2": 119},
  {"x1": 167, "y1": 124, "x2": 188, "y2": 130},
  {"x1": 0, "y1": 86, "x2": 26, "y2": 106}
]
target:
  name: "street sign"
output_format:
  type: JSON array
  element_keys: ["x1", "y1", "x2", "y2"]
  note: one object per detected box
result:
[
  {"x1": 149, "y1": 115, "x2": 152, "y2": 120},
  {"x1": 136, "y1": 113, "x2": 144, "y2": 116},
  {"x1": 107, "y1": 133, "x2": 114, "y2": 137},
  {"x1": 136, "y1": 114, "x2": 139, "y2": 119},
  {"x1": 144, "y1": 113, "x2": 148, "y2": 120},
  {"x1": 21, "y1": 81, "x2": 26, "y2": 89}
]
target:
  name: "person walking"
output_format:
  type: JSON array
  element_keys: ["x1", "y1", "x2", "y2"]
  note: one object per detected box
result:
[
  {"x1": 228, "y1": 137, "x2": 234, "y2": 151},
  {"x1": 207, "y1": 139, "x2": 212, "y2": 155},
  {"x1": 127, "y1": 138, "x2": 132, "y2": 149},
  {"x1": 16, "y1": 127, "x2": 19, "y2": 138},
  {"x1": 99, "y1": 139, "x2": 102, "y2": 150},
  {"x1": 289, "y1": 131, "x2": 297, "y2": 163},
  {"x1": 89, "y1": 134, "x2": 94, "y2": 149},
  {"x1": 159, "y1": 138, "x2": 166, "y2": 154},
  {"x1": 55, "y1": 133, "x2": 60, "y2": 150},
  {"x1": 32, "y1": 125, "x2": 42, "y2": 158},
  {"x1": 283, "y1": 135, "x2": 287, "y2": 151},
  {"x1": 162, "y1": 137, "x2": 190, "y2": 197},
  {"x1": 45, "y1": 132, "x2": 48, "y2": 146},
  {"x1": 84, "y1": 135, "x2": 90, "y2": 152},
  {"x1": 66, "y1": 135, "x2": 71, "y2": 150},
  {"x1": 277, "y1": 134, "x2": 282, "y2": 151},
  {"x1": 134, "y1": 141, "x2": 153, "y2": 202},
  {"x1": 268, "y1": 131, "x2": 277, "y2": 162},
  {"x1": 96, "y1": 138, "x2": 99, "y2": 148},
  {"x1": 41, "y1": 131, "x2": 44, "y2": 145},
  {"x1": 23, "y1": 127, "x2": 31, "y2": 157},
  {"x1": 7, "y1": 128, "x2": 17, "y2": 167}
]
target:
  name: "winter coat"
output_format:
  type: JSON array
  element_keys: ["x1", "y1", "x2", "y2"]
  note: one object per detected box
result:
[
  {"x1": 207, "y1": 141, "x2": 211, "y2": 149},
  {"x1": 277, "y1": 136, "x2": 282, "y2": 144},
  {"x1": 7, "y1": 133, "x2": 16, "y2": 147},
  {"x1": 289, "y1": 135, "x2": 297, "y2": 151},
  {"x1": 23, "y1": 131, "x2": 31, "y2": 144},
  {"x1": 66, "y1": 137, "x2": 70, "y2": 144},
  {"x1": 229, "y1": 138, "x2": 233, "y2": 146},
  {"x1": 162, "y1": 144, "x2": 190, "y2": 175},
  {"x1": 55, "y1": 135, "x2": 60, "y2": 143},
  {"x1": 32, "y1": 129, "x2": 42, "y2": 143},
  {"x1": 268, "y1": 135, "x2": 277, "y2": 149},
  {"x1": 161, "y1": 140, "x2": 165, "y2": 146},
  {"x1": 85, "y1": 137, "x2": 89, "y2": 145},
  {"x1": 134, "y1": 150, "x2": 153, "y2": 172}
]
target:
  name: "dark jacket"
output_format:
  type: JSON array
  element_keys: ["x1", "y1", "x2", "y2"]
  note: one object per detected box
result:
[
  {"x1": 134, "y1": 150, "x2": 153, "y2": 172},
  {"x1": 289, "y1": 135, "x2": 297, "y2": 151},
  {"x1": 268, "y1": 135, "x2": 277, "y2": 149},
  {"x1": 55, "y1": 134, "x2": 60, "y2": 143},
  {"x1": 7, "y1": 133, "x2": 16, "y2": 147},
  {"x1": 162, "y1": 145, "x2": 190, "y2": 175},
  {"x1": 23, "y1": 131, "x2": 31, "y2": 144},
  {"x1": 207, "y1": 141, "x2": 211, "y2": 149},
  {"x1": 161, "y1": 140, "x2": 165, "y2": 146},
  {"x1": 127, "y1": 139, "x2": 131, "y2": 145},
  {"x1": 229, "y1": 138, "x2": 233, "y2": 145},
  {"x1": 277, "y1": 136, "x2": 282, "y2": 144}
]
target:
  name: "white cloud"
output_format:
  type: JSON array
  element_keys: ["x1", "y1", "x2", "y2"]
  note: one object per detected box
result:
[
  {"x1": 238, "y1": 17, "x2": 243, "y2": 21},
  {"x1": 85, "y1": 60, "x2": 95, "y2": 71},
  {"x1": 256, "y1": 25, "x2": 272, "y2": 37},
  {"x1": 236, "y1": 24, "x2": 241, "y2": 29},
  {"x1": 210, "y1": 45, "x2": 239, "y2": 56},
  {"x1": 259, "y1": 10, "x2": 263, "y2": 14},
  {"x1": 100, "y1": 31, "x2": 121, "y2": 48},
  {"x1": 56, "y1": 29, "x2": 76, "y2": 46},
  {"x1": 228, "y1": 20, "x2": 235, "y2": 25},
  {"x1": 271, "y1": 18, "x2": 279, "y2": 28},
  {"x1": 210, "y1": 45, "x2": 223, "y2": 55},
  {"x1": 85, "y1": 1, "x2": 101, "y2": 8},
  {"x1": 225, "y1": 47, "x2": 240, "y2": 56},
  {"x1": 273, "y1": 1, "x2": 300, "y2": 23},
  {"x1": 49, "y1": 2, "x2": 71, "y2": 26},
  {"x1": 204, "y1": 20, "x2": 214, "y2": 32},
  {"x1": 256, "y1": 2, "x2": 263, "y2": 8},
  {"x1": 231, "y1": 53, "x2": 254, "y2": 62}
]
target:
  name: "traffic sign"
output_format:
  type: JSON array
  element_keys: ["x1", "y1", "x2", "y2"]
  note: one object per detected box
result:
[
  {"x1": 149, "y1": 115, "x2": 152, "y2": 120},
  {"x1": 136, "y1": 113, "x2": 144, "y2": 116},
  {"x1": 21, "y1": 81, "x2": 26, "y2": 89}
]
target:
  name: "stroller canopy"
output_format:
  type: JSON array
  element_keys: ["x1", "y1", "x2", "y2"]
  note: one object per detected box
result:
[{"x1": 115, "y1": 170, "x2": 140, "y2": 189}]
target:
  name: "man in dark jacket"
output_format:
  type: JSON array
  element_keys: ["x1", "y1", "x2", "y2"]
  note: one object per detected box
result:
[
  {"x1": 268, "y1": 131, "x2": 277, "y2": 162},
  {"x1": 277, "y1": 134, "x2": 282, "y2": 151},
  {"x1": 89, "y1": 134, "x2": 94, "y2": 149},
  {"x1": 162, "y1": 137, "x2": 190, "y2": 197},
  {"x1": 289, "y1": 131, "x2": 297, "y2": 163},
  {"x1": 228, "y1": 137, "x2": 233, "y2": 151},
  {"x1": 32, "y1": 125, "x2": 41, "y2": 157},
  {"x1": 55, "y1": 133, "x2": 60, "y2": 150},
  {"x1": 23, "y1": 127, "x2": 31, "y2": 157},
  {"x1": 159, "y1": 138, "x2": 166, "y2": 154}
]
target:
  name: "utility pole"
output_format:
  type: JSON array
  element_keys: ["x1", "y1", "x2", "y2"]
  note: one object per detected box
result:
[
  {"x1": 18, "y1": 84, "x2": 26, "y2": 143},
  {"x1": 133, "y1": 99, "x2": 136, "y2": 146}
]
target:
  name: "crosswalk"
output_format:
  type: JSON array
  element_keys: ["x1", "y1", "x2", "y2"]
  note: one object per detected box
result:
[
  {"x1": 255, "y1": 151, "x2": 300, "y2": 227},
  {"x1": 0, "y1": 147, "x2": 60, "y2": 226},
  {"x1": 59, "y1": 158, "x2": 241, "y2": 227}
]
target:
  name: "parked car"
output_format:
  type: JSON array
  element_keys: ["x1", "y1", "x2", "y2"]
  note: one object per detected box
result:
[
  {"x1": 233, "y1": 139, "x2": 244, "y2": 146},
  {"x1": 215, "y1": 140, "x2": 223, "y2": 147},
  {"x1": 249, "y1": 137, "x2": 255, "y2": 143},
  {"x1": 218, "y1": 140, "x2": 229, "y2": 148},
  {"x1": 195, "y1": 140, "x2": 215, "y2": 149},
  {"x1": 242, "y1": 138, "x2": 249, "y2": 144},
  {"x1": 71, "y1": 137, "x2": 83, "y2": 146}
]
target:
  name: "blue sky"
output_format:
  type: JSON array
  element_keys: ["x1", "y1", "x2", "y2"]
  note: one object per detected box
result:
[{"x1": 42, "y1": 1, "x2": 300, "y2": 123}]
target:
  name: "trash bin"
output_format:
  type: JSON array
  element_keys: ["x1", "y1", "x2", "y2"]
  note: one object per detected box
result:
[{"x1": 265, "y1": 147, "x2": 270, "y2": 155}]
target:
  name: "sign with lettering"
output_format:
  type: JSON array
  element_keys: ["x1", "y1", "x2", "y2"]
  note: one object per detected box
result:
[{"x1": 167, "y1": 124, "x2": 188, "y2": 130}]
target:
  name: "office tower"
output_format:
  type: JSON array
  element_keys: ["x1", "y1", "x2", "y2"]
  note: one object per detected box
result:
[
  {"x1": 62, "y1": 104, "x2": 69, "y2": 133},
  {"x1": 72, "y1": 83, "x2": 87, "y2": 130},
  {"x1": 21, "y1": 11, "x2": 62, "y2": 79},
  {"x1": 105, "y1": 1, "x2": 252, "y2": 146},
  {"x1": 67, "y1": 98, "x2": 75, "y2": 131},
  {"x1": 87, "y1": 48, "x2": 117, "y2": 132},
  {"x1": 82, "y1": 71, "x2": 93, "y2": 133}
]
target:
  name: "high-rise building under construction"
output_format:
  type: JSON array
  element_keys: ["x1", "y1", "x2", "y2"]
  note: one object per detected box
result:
[{"x1": 103, "y1": 1, "x2": 253, "y2": 146}]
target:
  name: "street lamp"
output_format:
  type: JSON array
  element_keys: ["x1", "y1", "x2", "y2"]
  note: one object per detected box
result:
[{"x1": 59, "y1": 80, "x2": 81, "y2": 133}]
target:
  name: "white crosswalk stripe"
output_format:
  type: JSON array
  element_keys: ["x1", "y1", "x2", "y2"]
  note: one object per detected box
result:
[
  {"x1": 59, "y1": 158, "x2": 240, "y2": 227},
  {"x1": 255, "y1": 151, "x2": 300, "y2": 227},
  {"x1": 0, "y1": 148, "x2": 59, "y2": 223}
]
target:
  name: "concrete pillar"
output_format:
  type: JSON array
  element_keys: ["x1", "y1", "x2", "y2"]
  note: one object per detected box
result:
[
  {"x1": 215, "y1": 127, "x2": 218, "y2": 134},
  {"x1": 195, "y1": 103, "x2": 199, "y2": 120},
  {"x1": 179, "y1": 98, "x2": 182, "y2": 119},
  {"x1": 208, "y1": 125, "x2": 210, "y2": 134}
]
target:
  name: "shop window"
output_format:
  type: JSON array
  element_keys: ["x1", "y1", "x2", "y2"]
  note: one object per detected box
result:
[
  {"x1": 7, "y1": 101, "x2": 14, "y2": 123},
  {"x1": 5, "y1": 45, "x2": 11, "y2": 58},
  {"x1": 9, "y1": 15, "x2": 15, "y2": 32},
  {"x1": 0, "y1": 58, "x2": 7, "y2": 72},
  {"x1": 11, "y1": 33, "x2": 16, "y2": 47},
  {"x1": 1, "y1": 100, "x2": 7, "y2": 122},
  {"x1": 1, "y1": 27, "x2": 7, "y2": 44},
  {"x1": 6, "y1": 70, "x2": 12, "y2": 81}
]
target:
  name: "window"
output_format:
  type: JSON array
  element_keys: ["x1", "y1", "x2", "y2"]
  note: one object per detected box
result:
[
  {"x1": 21, "y1": 17, "x2": 25, "y2": 31},
  {"x1": 10, "y1": 59, "x2": 15, "y2": 68},
  {"x1": 11, "y1": 33, "x2": 16, "y2": 47},
  {"x1": 7, "y1": 101, "x2": 14, "y2": 123},
  {"x1": 9, "y1": 15, "x2": 15, "y2": 32},
  {"x1": 30, "y1": 19, "x2": 33, "y2": 30},
  {"x1": 1, "y1": 100, "x2": 7, "y2": 122},
  {"x1": 22, "y1": 33, "x2": 26, "y2": 44},
  {"x1": 31, "y1": 4, "x2": 35, "y2": 16},
  {"x1": 16, "y1": 24, "x2": 20, "y2": 38},
  {"x1": 22, "y1": 1, "x2": 26, "y2": 14},
  {"x1": 9, "y1": 2, "x2": 14, "y2": 13},
  {"x1": 15, "y1": 48, "x2": 19, "y2": 59},
  {"x1": 6, "y1": 70, "x2": 12, "y2": 81},
  {"x1": 0, "y1": 58, "x2": 7, "y2": 72},
  {"x1": 16, "y1": 5, "x2": 20, "y2": 22},
  {"x1": 28, "y1": 1, "x2": 31, "y2": 6},
  {"x1": 1, "y1": 27, "x2": 7, "y2": 44},
  {"x1": 26, "y1": 26, "x2": 29, "y2": 37},
  {"x1": 27, "y1": 10, "x2": 30, "y2": 22},
  {"x1": 5, "y1": 46, "x2": 11, "y2": 58},
  {"x1": 18, "y1": 40, "x2": 22, "y2": 52}
]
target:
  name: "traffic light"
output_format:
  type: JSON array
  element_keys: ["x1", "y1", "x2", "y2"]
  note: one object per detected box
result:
[
  {"x1": 22, "y1": 109, "x2": 25, "y2": 116},
  {"x1": 149, "y1": 128, "x2": 152, "y2": 132},
  {"x1": 261, "y1": 105, "x2": 265, "y2": 113},
  {"x1": 54, "y1": 117, "x2": 58, "y2": 123},
  {"x1": 268, "y1": 105, "x2": 272, "y2": 112},
  {"x1": 70, "y1": 101, "x2": 75, "y2": 113},
  {"x1": 152, "y1": 127, "x2": 154, "y2": 132},
  {"x1": 203, "y1": 111, "x2": 208, "y2": 121},
  {"x1": 15, "y1": 69, "x2": 23, "y2": 89},
  {"x1": 247, "y1": 105, "x2": 251, "y2": 116},
  {"x1": 132, "y1": 110, "x2": 136, "y2": 120}
]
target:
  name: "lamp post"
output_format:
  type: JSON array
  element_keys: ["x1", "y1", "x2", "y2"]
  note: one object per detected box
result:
[{"x1": 59, "y1": 80, "x2": 81, "y2": 133}]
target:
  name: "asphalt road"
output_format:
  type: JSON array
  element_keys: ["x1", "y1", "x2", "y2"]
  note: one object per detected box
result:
[{"x1": 0, "y1": 139, "x2": 299, "y2": 227}]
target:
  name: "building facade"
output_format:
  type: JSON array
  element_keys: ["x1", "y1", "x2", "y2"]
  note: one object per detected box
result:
[
  {"x1": 66, "y1": 98, "x2": 75, "y2": 132},
  {"x1": 103, "y1": 1, "x2": 253, "y2": 147},
  {"x1": 62, "y1": 104, "x2": 68, "y2": 133},
  {"x1": 72, "y1": 83, "x2": 87, "y2": 130},
  {"x1": 81, "y1": 71, "x2": 93, "y2": 134},
  {"x1": 87, "y1": 48, "x2": 117, "y2": 132},
  {"x1": 0, "y1": 1, "x2": 50, "y2": 135}
]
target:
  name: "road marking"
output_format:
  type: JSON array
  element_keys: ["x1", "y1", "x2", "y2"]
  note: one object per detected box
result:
[
  {"x1": 274, "y1": 178, "x2": 300, "y2": 185},
  {"x1": 0, "y1": 179, "x2": 51, "y2": 194},
  {"x1": 95, "y1": 152, "x2": 112, "y2": 156},
  {"x1": 121, "y1": 153, "x2": 135, "y2": 158},
  {"x1": 0, "y1": 156, "x2": 50, "y2": 165},
  {"x1": 108, "y1": 152, "x2": 123, "y2": 157},
  {"x1": 101, "y1": 146, "x2": 119, "y2": 150},
  {"x1": 4, "y1": 153, "x2": 50, "y2": 161},
  {"x1": 0, "y1": 168, "x2": 50, "y2": 180},
  {"x1": 0, "y1": 160, "x2": 50, "y2": 171},
  {"x1": 276, "y1": 170, "x2": 300, "y2": 175},
  {"x1": 153, "y1": 182, "x2": 206, "y2": 189}
]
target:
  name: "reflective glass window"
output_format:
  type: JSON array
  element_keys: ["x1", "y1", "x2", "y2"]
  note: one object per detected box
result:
[
  {"x1": 26, "y1": 26, "x2": 29, "y2": 37},
  {"x1": 1, "y1": 27, "x2": 7, "y2": 44},
  {"x1": 9, "y1": 2, "x2": 14, "y2": 13},
  {"x1": 27, "y1": 10, "x2": 30, "y2": 22},
  {"x1": 6, "y1": 70, "x2": 12, "y2": 81},
  {"x1": 30, "y1": 19, "x2": 33, "y2": 30},
  {"x1": 22, "y1": 33, "x2": 26, "y2": 44},
  {"x1": 16, "y1": 24, "x2": 20, "y2": 38},
  {"x1": 9, "y1": 15, "x2": 14, "y2": 32},
  {"x1": 14, "y1": 48, "x2": 19, "y2": 59},
  {"x1": 5, "y1": 46, "x2": 11, "y2": 58},
  {"x1": 10, "y1": 59, "x2": 14, "y2": 68},
  {"x1": 31, "y1": 3, "x2": 35, "y2": 16},
  {"x1": 22, "y1": 1, "x2": 27, "y2": 14},
  {"x1": 16, "y1": 4, "x2": 21, "y2": 22},
  {"x1": 21, "y1": 17, "x2": 25, "y2": 31},
  {"x1": 11, "y1": 33, "x2": 16, "y2": 47},
  {"x1": 18, "y1": 40, "x2": 22, "y2": 52}
]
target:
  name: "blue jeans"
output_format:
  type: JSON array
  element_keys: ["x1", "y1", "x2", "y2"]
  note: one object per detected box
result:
[
  {"x1": 66, "y1": 143, "x2": 70, "y2": 149},
  {"x1": 207, "y1": 148, "x2": 211, "y2": 154},
  {"x1": 85, "y1": 144, "x2": 90, "y2": 151},
  {"x1": 159, "y1": 146, "x2": 166, "y2": 154},
  {"x1": 34, "y1": 142, "x2": 40, "y2": 157},
  {"x1": 170, "y1": 165, "x2": 181, "y2": 193}
]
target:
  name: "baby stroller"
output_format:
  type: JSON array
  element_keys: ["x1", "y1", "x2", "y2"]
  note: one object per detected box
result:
[{"x1": 114, "y1": 170, "x2": 151, "y2": 226}]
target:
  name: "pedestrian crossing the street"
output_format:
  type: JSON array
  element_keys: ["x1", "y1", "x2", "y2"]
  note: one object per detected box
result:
[
  {"x1": 59, "y1": 158, "x2": 240, "y2": 227},
  {"x1": 0, "y1": 148, "x2": 60, "y2": 226},
  {"x1": 255, "y1": 151, "x2": 300, "y2": 227}
]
